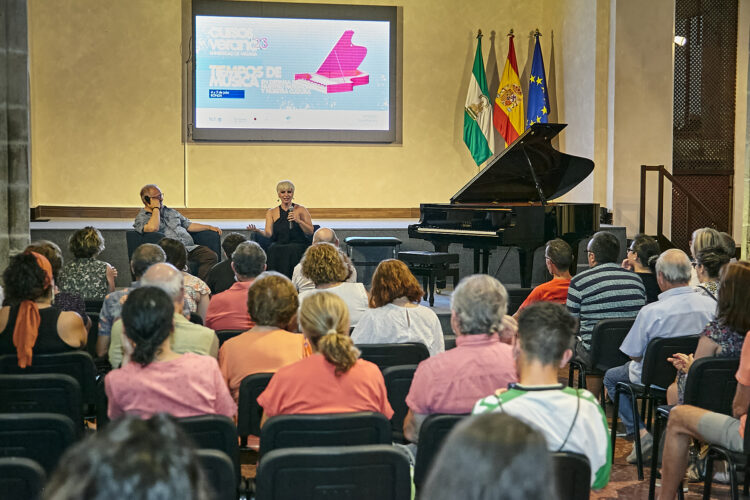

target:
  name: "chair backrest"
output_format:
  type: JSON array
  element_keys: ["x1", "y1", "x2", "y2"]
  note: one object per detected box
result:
[
  {"x1": 176, "y1": 415, "x2": 240, "y2": 482},
  {"x1": 0, "y1": 457, "x2": 46, "y2": 500},
  {"x1": 85, "y1": 312, "x2": 100, "y2": 358},
  {"x1": 382, "y1": 365, "x2": 417, "y2": 443},
  {"x1": 641, "y1": 335, "x2": 700, "y2": 389},
  {"x1": 356, "y1": 343, "x2": 429, "y2": 371},
  {"x1": 84, "y1": 299, "x2": 104, "y2": 314},
  {"x1": 0, "y1": 351, "x2": 97, "y2": 407},
  {"x1": 255, "y1": 445, "x2": 412, "y2": 500},
  {"x1": 413, "y1": 414, "x2": 467, "y2": 489},
  {"x1": 95, "y1": 376, "x2": 110, "y2": 429},
  {"x1": 0, "y1": 413, "x2": 78, "y2": 474},
  {"x1": 125, "y1": 230, "x2": 166, "y2": 261},
  {"x1": 683, "y1": 357, "x2": 740, "y2": 415},
  {"x1": 195, "y1": 449, "x2": 237, "y2": 500},
  {"x1": 0, "y1": 374, "x2": 83, "y2": 436},
  {"x1": 215, "y1": 329, "x2": 244, "y2": 347},
  {"x1": 552, "y1": 451, "x2": 592, "y2": 500},
  {"x1": 237, "y1": 372, "x2": 274, "y2": 439},
  {"x1": 259, "y1": 412, "x2": 392, "y2": 458},
  {"x1": 589, "y1": 318, "x2": 635, "y2": 372},
  {"x1": 191, "y1": 230, "x2": 222, "y2": 262},
  {"x1": 506, "y1": 287, "x2": 532, "y2": 316}
]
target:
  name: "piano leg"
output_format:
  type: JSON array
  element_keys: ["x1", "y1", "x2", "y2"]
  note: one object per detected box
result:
[{"x1": 517, "y1": 246, "x2": 535, "y2": 289}]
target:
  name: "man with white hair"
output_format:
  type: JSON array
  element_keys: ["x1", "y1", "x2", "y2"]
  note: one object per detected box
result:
[
  {"x1": 108, "y1": 263, "x2": 219, "y2": 368},
  {"x1": 291, "y1": 227, "x2": 356, "y2": 292},
  {"x1": 403, "y1": 274, "x2": 518, "y2": 443},
  {"x1": 603, "y1": 248, "x2": 716, "y2": 463}
]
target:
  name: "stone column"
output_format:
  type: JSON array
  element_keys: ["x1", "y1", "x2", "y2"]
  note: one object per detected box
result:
[{"x1": 0, "y1": 0, "x2": 31, "y2": 273}]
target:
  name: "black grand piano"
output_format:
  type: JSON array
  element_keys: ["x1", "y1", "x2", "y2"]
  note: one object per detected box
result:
[{"x1": 408, "y1": 123, "x2": 600, "y2": 288}]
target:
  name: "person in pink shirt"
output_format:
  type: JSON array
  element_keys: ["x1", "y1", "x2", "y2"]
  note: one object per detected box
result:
[
  {"x1": 205, "y1": 241, "x2": 266, "y2": 331},
  {"x1": 403, "y1": 274, "x2": 518, "y2": 443},
  {"x1": 257, "y1": 292, "x2": 393, "y2": 425},
  {"x1": 105, "y1": 286, "x2": 236, "y2": 419}
]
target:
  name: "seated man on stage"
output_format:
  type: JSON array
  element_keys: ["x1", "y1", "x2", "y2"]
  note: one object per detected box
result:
[
  {"x1": 514, "y1": 238, "x2": 573, "y2": 318},
  {"x1": 133, "y1": 184, "x2": 221, "y2": 281}
]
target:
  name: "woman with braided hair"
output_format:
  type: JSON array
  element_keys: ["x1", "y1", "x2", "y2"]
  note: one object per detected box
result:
[
  {"x1": 105, "y1": 286, "x2": 235, "y2": 419},
  {"x1": 0, "y1": 252, "x2": 86, "y2": 367},
  {"x1": 257, "y1": 291, "x2": 393, "y2": 426}
]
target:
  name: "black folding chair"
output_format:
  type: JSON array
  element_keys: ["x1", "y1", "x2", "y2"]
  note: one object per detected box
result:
[
  {"x1": 0, "y1": 457, "x2": 46, "y2": 500},
  {"x1": 611, "y1": 335, "x2": 700, "y2": 480},
  {"x1": 506, "y1": 287, "x2": 532, "y2": 316},
  {"x1": 216, "y1": 329, "x2": 244, "y2": 347},
  {"x1": 704, "y1": 403, "x2": 750, "y2": 500},
  {"x1": 176, "y1": 414, "x2": 241, "y2": 487},
  {"x1": 552, "y1": 452, "x2": 592, "y2": 500},
  {"x1": 382, "y1": 364, "x2": 417, "y2": 443},
  {"x1": 356, "y1": 343, "x2": 429, "y2": 371},
  {"x1": 0, "y1": 374, "x2": 83, "y2": 436},
  {"x1": 0, "y1": 413, "x2": 78, "y2": 474},
  {"x1": 84, "y1": 299, "x2": 104, "y2": 314},
  {"x1": 568, "y1": 318, "x2": 634, "y2": 396},
  {"x1": 648, "y1": 356, "x2": 739, "y2": 500},
  {"x1": 413, "y1": 414, "x2": 467, "y2": 490},
  {"x1": 196, "y1": 449, "x2": 237, "y2": 500},
  {"x1": 85, "y1": 312, "x2": 100, "y2": 358},
  {"x1": 259, "y1": 412, "x2": 391, "y2": 458},
  {"x1": 237, "y1": 372, "x2": 274, "y2": 447},
  {"x1": 0, "y1": 351, "x2": 98, "y2": 414},
  {"x1": 255, "y1": 445, "x2": 411, "y2": 500},
  {"x1": 95, "y1": 376, "x2": 110, "y2": 429}
]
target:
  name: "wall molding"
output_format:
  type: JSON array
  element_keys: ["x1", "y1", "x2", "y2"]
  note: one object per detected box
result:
[{"x1": 31, "y1": 206, "x2": 421, "y2": 220}]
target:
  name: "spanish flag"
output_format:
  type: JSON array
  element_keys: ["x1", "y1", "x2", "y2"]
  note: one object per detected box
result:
[{"x1": 493, "y1": 33, "x2": 524, "y2": 148}]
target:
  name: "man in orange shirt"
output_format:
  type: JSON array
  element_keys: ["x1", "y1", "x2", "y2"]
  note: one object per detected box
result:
[{"x1": 514, "y1": 238, "x2": 572, "y2": 318}]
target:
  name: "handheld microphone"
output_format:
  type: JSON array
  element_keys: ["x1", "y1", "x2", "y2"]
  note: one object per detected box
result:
[{"x1": 288, "y1": 204, "x2": 294, "y2": 230}]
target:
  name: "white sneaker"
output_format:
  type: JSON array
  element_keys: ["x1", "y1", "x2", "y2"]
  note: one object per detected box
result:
[{"x1": 626, "y1": 432, "x2": 653, "y2": 464}]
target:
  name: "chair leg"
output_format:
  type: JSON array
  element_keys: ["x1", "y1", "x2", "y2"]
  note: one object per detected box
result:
[
  {"x1": 744, "y1": 463, "x2": 749, "y2": 495},
  {"x1": 611, "y1": 387, "x2": 620, "y2": 461},
  {"x1": 648, "y1": 414, "x2": 662, "y2": 500},
  {"x1": 578, "y1": 365, "x2": 585, "y2": 390},
  {"x1": 568, "y1": 364, "x2": 575, "y2": 387},
  {"x1": 677, "y1": 483, "x2": 685, "y2": 500},
  {"x1": 728, "y1": 459, "x2": 739, "y2": 500},
  {"x1": 703, "y1": 454, "x2": 714, "y2": 500}
]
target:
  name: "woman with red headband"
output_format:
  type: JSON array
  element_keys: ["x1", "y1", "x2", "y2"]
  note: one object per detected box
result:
[{"x1": 0, "y1": 252, "x2": 87, "y2": 368}]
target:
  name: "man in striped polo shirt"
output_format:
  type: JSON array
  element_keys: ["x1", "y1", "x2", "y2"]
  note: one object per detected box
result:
[{"x1": 567, "y1": 231, "x2": 647, "y2": 396}]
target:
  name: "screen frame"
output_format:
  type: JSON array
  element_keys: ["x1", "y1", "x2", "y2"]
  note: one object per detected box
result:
[{"x1": 190, "y1": 0, "x2": 398, "y2": 143}]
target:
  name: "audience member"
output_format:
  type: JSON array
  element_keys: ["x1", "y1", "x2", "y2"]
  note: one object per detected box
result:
[
  {"x1": 421, "y1": 413, "x2": 555, "y2": 500},
  {"x1": 158, "y1": 238, "x2": 210, "y2": 320},
  {"x1": 352, "y1": 259, "x2": 444, "y2": 356},
  {"x1": 105, "y1": 286, "x2": 235, "y2": 419},
  {"x1": 473, "y1": 301, "x2": 611, "y2": 490},
  {"x1": 667, "y1": 261, "x2": 750, "y2": 405},
  {"x1": 247, "y1": 180, "x2": 314, "y2": 278},
  {"x1": 622, "y1": 234, "x2": 661, "y2": 303},
  {"x1": 603, "y1": 249, "x2": 715, "y2": 463},
  {"x1": 567, "y1": 231, "x2": 646, "y2": 395},
  {"x1": 26, "y1": 240, "x2": 88, "y2": 323},
  {"x1": 134, "y1": 184, "x2": 220, "y2": 281},
  {"x1": 403, "y1": 274, "x2": 517, "y2": 443},
  {"x1": 44, "y1": 414, "x2": 212, "y2": 500},
  {"x1": 515, "y1": 238, "x2": 573, "y2": 317},
  {"x1": 693, "y1": 246, "x2": 730, "y2": 299},
  {"x1": 688, "y1": 227, "x2": 722, "y2": 287},
  {"x1": 218, "y1": 272, "x2": 308, "y2": 401},
  {"x1": 205, "y1": 241, "x2": 265, "y2": 331},
  {"x1": 58, "y1": 226, "x2": 117, "y2": 300},
  {"x1": 108, "y1": 263, "x2": 219, "y2": 368},
  {"x1": 298, "y1": 243, "x2": 368, "y2": 327},
  {"x1": 291, "y1": 227, "x2": 356, "y2": 292},
  {"x1": 97, "y1": 243, "x2": 166, "y2": 357},
  {"x1": 257, "y1": 291, "x2": 393, "y2": 424},
  {"x1": 658, "y1": 329, "x2": 750, "y2": 500},
  {"x1": 0, "y1": 252, "x2": 87, "y2": 367},
  {"x1": 719, "y1": 231, "x2": 737, "y2": 261},
  {"x1": 205, "y1": 232, "x2": 247, "y2": 295}
]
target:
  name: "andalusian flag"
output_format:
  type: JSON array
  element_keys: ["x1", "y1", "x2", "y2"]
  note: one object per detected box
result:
[
  {"x1": 463, "y1": 32, "x2": 494, "y2": 166},
  {"x1": 526, "y1": 32, "x2": 550, "y2": 128},
  {"x1": 493, "y1": 33, "x2": 524, "y2": 148}
]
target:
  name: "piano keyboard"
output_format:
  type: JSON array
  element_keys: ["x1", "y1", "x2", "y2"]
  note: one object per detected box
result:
[{"x1": 416, "y1": 227, "x2": 500, "y2": 237}]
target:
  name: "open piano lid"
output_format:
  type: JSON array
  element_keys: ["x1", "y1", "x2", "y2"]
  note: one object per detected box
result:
[{"x1": 451, "y1": 123, "x2": 594, "y2": 204}]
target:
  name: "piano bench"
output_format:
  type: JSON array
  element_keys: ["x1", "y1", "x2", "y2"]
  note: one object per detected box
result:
[{"x1": 398, "y1": 251, "x2": 460, "y2": 307}]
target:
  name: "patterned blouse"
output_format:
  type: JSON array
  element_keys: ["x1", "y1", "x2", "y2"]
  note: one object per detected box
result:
[
  {"x1": 694, "y1": 280, "x2": 719, "y2": 301},
  {"x1": 182, "y1": 272, "x2": 210, "y2": 315},
  {"x1": 58, "y1": 258, "x2": 109, "y2": 300}
]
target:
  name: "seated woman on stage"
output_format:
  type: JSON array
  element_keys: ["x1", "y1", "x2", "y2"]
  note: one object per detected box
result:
[
  {"x1": 352, "y1": 259, "x2": 444, "y2": 356},
  {"x1": 58, "y1": 226, "x2": 117, "y2": 300},
  {"x1": 105, "y1": 286, "x2": 236, "y2": 419},
  {"x1": 0, "y1": 252, "x2": 87, "y2": 367},
  {"x1": 257, "y1": 292, "x2": 393, "y2": 426},
  {"x1": 247, "y1": 180, "x2": 314, "y2": 278},
  {"x1": 218, "y1": 272, "x2": 309, "y2": 401},
  {"x1": 621, "y1": 233, "x2": 660, "y2": 303},
  {"x1": 298, "y1": 243, "x2": 368, "y2": 327}
]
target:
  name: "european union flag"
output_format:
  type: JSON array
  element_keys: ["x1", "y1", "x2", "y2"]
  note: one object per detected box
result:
[{"x1": 526, "y1": 33, "x2": 550, "y2": 129}]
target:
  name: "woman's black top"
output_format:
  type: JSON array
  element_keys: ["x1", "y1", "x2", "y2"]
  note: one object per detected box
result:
[{"x1": 0, "y1": 305, "x2": 78, "y2": 355}]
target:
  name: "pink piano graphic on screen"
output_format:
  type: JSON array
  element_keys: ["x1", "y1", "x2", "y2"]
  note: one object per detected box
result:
[{"x1": 294, "y1": 30, "x2": 369, "y2": 93}]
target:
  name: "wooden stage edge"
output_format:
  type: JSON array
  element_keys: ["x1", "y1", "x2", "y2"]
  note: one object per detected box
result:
[{"x1": 31, "y1": 206, "x2": 421, "y2": 220}]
